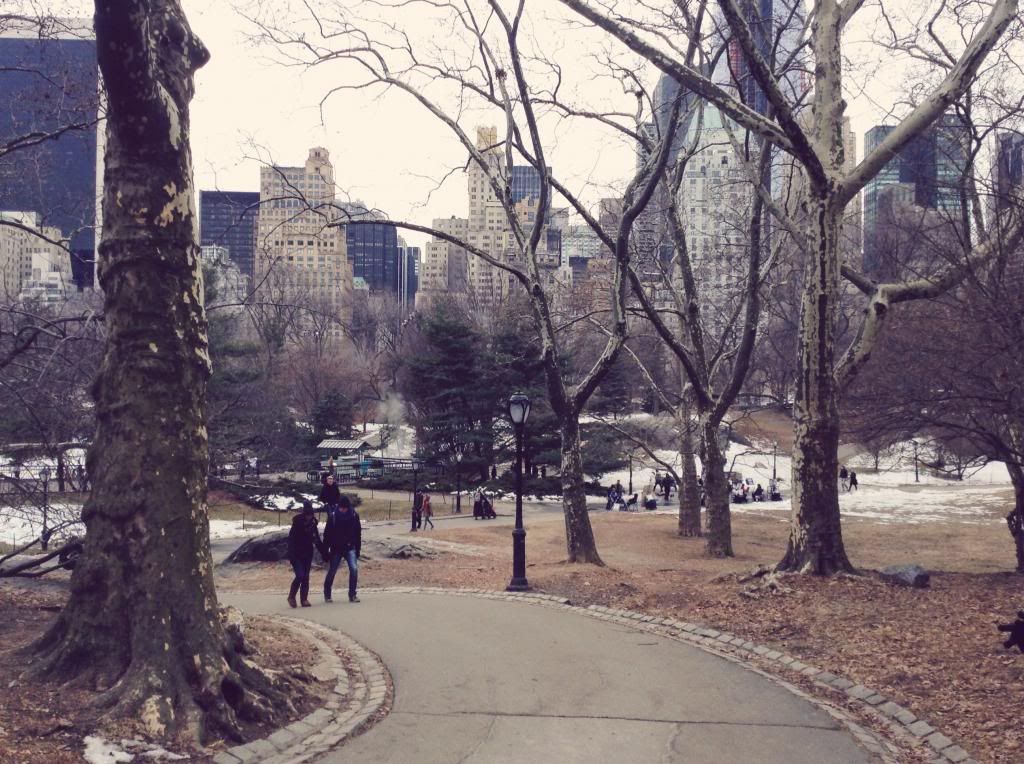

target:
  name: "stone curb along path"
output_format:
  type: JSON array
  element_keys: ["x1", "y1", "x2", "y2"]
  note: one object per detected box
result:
[
  {"x1": 211, "y1": 618, "x2": 391, "y2": 764},
  {"x1": 220, "y1": 587, "x2": 976, "y2": 764}
]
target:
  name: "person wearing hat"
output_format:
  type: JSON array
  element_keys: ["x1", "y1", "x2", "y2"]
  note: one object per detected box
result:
[
  {"x1": 322, "y1": 494, "x2": 362, "y2": 603},
  {"x1": 287, "y1": 501, "x2": 327, "y2": 608}
]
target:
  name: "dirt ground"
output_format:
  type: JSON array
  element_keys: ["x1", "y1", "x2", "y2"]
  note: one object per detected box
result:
[
  {"x1": 226, "y1": 509, "x2": 1024, "y2": 764},
  {"x1": 0, "y1": 583, "x2": 333, "y2": 764}
]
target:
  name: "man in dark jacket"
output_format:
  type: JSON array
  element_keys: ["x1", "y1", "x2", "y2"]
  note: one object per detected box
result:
[
  {"x1": 323, "y1": 495, "x2": 362, "y2": 602},
  {"x1": 288, "y1": 502, "x2": 326, "y2": 608},
  {"x1": 319, "y1": 473, "x2": 342, "y2": 509}
]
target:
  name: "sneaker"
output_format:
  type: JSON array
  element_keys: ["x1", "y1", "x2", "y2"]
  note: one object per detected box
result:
[
  {"x1": 287, "y1": 596, "x2": 297, "y2": 609},
  {"x1": 300, "y1": 600, "x2": 312, "y2": 607},
  {"x1": 349, "y1": 595, "x2": 360, "y2": 603},
  {"x1": 324, "y1": 596, "x2": 333, "y2": 603}
]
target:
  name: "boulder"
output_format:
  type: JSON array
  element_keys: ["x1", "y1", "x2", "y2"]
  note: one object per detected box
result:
[
  {"x1": 225, "y1": 530, "x2": 289, "y2": 563},
  {"x1": 880, "y1": 564, "x2": 930, "y2": 588},
  {"x1": 223, "y1": 531, "x2": 440, "y2": 564}
]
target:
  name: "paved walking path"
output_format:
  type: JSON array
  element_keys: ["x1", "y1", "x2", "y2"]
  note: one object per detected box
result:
[{"x1": 226, "y1": 590, "x2": 878, "y2": 764}]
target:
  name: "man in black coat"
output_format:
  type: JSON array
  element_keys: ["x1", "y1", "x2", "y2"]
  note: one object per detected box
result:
[
  {"x1": 323, "y1": 495, "x2": 362, "y2": 603},
  {"x1": 319, "y1": 473, "x2": 342, "y2": 509}
]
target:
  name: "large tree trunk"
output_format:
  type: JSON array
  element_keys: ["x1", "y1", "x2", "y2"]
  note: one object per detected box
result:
[
  {"x1": 29, "y1": 1, "x2": 289, "y2": 743},
  {"x1": 778, "y1": 200, "x2": 855, "y2": 574},
  {"x1": 559, "y1": 414, "x2": 603, "y2": 564},
  {"x1": 677, "y1": 425, "x2": 701, "y2": 537},
  {"x1": 702, "y1": 423, "x2": 732, "y2": 557},
  {"x1": 1007, "y1": 463, "x2": 1024, "y2": 574}
]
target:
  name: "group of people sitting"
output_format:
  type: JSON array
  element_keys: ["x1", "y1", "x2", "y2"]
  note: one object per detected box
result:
[
  {"x1": 731, "y1": 478, "x2": 783, "y2": 503},
  {"x1": 605, "y1": 481, "x2": 636, "y2": 511}
]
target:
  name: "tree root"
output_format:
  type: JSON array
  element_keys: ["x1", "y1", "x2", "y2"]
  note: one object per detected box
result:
[{"x1": 26, "y1": 607, "x2": 298, "y2": 746}]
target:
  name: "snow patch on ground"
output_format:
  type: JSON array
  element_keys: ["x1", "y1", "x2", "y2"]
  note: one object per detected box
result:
[
  {"x1": 591, "y1": 439, "x2": 1012, "y2": 526},
  {"x1": 82, "y1": 737, "x2": 188, "y2": 763},
  {"x1": 83, "y1": 736, "x2": 134, "y2": 763},
  {"x1": 249, "y1": 493, "x2": 317, "y2": 511},
  {"x1": 208, "y1": 519, "x2": 273, "y2": 539}
]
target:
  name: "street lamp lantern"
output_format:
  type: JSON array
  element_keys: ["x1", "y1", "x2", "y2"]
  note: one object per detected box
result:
[
  {"x1": 506, "y1": 392, "x2": 531, "y2": 592},
  {"x1": 508, "y1": 393, "x2": 531, "y2": 426}
]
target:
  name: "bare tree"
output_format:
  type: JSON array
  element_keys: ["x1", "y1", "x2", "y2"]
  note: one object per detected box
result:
[
  {"x1": 248, "y1": 0, "x2": 680, "y2": 564},
  {"x1": 561, "y1": 0, "x2": 1022, "y2": 573},
  {"x1": 28, "y1": 1, "x2": 291, "y2": 741}
]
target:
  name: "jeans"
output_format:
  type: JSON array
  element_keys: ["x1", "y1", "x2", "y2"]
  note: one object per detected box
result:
[
  {"x1": 325, "y1": 549, "x2": 358, "y2": 599},
  {"x1": 289, "y1": 558, "x2": 313, "y2": 601}
]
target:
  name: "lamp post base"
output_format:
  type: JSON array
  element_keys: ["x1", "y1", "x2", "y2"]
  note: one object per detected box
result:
[{"x1": 508, "y1": 526, "x2": 529, "y2": 591}]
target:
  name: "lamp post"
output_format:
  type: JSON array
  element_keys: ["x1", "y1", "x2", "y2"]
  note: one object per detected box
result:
[
  {"x1": 507, "y1": 392, "x2": 531, "y2": 592},
  {"x1": 40, "y1": 466, "x2": 51, "y2": 550},
  {"x1": 913, "y1": 440, "x2": 920, "y2": 483},
  {"x1": 772, "y1": 441, "x2": 778, "y2": 482},
  {"x1": 455, "y1": 448, "x2": 463, "y2": 514},
  {"x1": 628, "y1": 452, "x2": 633, "y2": 496}
]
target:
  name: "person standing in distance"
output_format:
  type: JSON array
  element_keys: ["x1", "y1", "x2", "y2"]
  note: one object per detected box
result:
[{"x1": 323, "y1": 495, "x2": 362, "y2": 603}]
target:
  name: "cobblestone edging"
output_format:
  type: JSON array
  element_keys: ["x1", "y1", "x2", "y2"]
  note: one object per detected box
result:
[
  {"x1": 364, "y1": 586, "x2": 976, "y2": 764},
  {"x1": 211, "y1": 618, "x2": 390, "y2": 764}
]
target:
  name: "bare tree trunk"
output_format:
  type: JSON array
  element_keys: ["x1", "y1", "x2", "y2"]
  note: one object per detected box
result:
[
  {"x1": 778, "y1": 202, "x2": 855, "y2": 574},
  {"x1": 1007, "y1": 463, "x2": 1024, "y2": 574},
  {"x1": 702, "y1": 423, "x2": 732, "y2": 557},
  {"x1": 28, "y1": 1, "x2": 290, "y2": 743},
  {"x1": 678, "y1": 419, "x2": 701, "y2": 537},
  {"x1": 559, "y1": 415, "x2": 603, "y2": 564}
]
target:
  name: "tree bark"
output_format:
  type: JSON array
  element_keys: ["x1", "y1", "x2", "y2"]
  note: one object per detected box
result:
[
  {"x1": 559, "y1": 414, "x2": 603, "y2": 564},
  {"x1": 778, "y1": 200, "x2": 855, "y2": 574},
  {"x1": 702, "y1": 423, "x2": 732, "y2": 557},
  {"x1": 677, "y1": 421, "x2": 701, "y2": 537},
  {"x1": 28, "y1": 0, "x2": 290, "y2": 743},
  {"x1": 1007, "y1": 463, "x2": 1024, "y2": 574}
]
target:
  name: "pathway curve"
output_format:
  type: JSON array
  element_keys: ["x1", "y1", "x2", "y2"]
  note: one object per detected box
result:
[{"x1": 226, "y1": 590, "x2": 880, "y2": 764}]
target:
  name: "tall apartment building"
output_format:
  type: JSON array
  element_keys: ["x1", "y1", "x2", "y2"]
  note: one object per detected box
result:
[
  {"x1": 255, "y1": 147, "x2": 353, "y2": 328},
  {"x1": 863, "y1": 114, "x2": 968, "y2": 276},
  {"x1": 418, "y1": 128, "x2": 562, "y2": 307},
  {"x1": 199, "y1": 191, "x2": 260, "y2": 282},
  {"x1": 0, "y1": 18, "x2": 99, "y2": 289},
  {"x1": 417, "y1": 216, "x2": 469, "y2": 308},
  {"x1": 994, "y1": 132, "x2": 1024, "y2": 212},
  {"x1": 562, "y1": 225, "x2": 604, "y2": 263},
  {"x1": 0, "y1": 211, "x2": 72, "y2": 303}
]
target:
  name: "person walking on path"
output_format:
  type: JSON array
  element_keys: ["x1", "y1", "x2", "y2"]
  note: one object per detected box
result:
[
  {"x1": 839, "y1": 465, "x2": 849, "y2": 491},
  {"x1": 849, "y1": 470, "x2": 859, "y2": 491},
  {"x1": 319, "y1": 473, "x2": 343, "y2": 510},
  {"x1": 287, "y1": 502, "x2": 326, "y2": 608},
  {"x1": 323, "y1": 495, "x2": 362, "y2": 603},
  {"x1": 421, "y1": 493, "x2": 435, "y2": 530},
  {"x1": 411, "y1": 490, "x2": 423, "y2": 531}
]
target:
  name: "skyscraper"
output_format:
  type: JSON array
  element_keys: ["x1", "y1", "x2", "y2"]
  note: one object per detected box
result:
[
  {"x1": 863, "y1": 114, "x2": 968, "y2": 275},
  {"x1": 398, "y1": 245, "x2": 419, "y2": 310},
  {"x1": 255, "y1": 147, "x2": 353, "y2": 329},
  {"x1": 994, "y1": 132, "x2": 1024, "y2": 211},
  {"x1": 0, "y1": 18, "x2": 99, "y2": 288},
  {"x1": 199, "y1": 191, "x2": 260, "y2": 282},
  {"x1": 345, "y1": 221, "x2": 401, "y2": 293}
]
